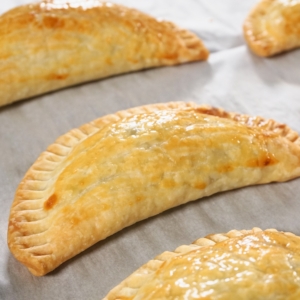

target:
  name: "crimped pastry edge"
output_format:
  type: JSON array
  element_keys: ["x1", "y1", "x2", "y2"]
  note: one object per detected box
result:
[
  {"x1": 243, "y1": 0, "x2": 276, "y2": 57},
  {"x1": 243, "y1": 0, "x2": 300, "y2": 57},
  {"x1": 7, "y1": 101, "x2": 300, "y2": 276},
  {"x1": 103, "y1": 228, "x2": 298, "y2": 299}
]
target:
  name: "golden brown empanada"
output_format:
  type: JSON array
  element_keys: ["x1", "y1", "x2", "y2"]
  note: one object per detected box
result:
[
  {"x1": 0, "y1": 1, "x2": 208, "y2": 107},
  {"x1": 7, "y1": 102, "x2": 300, "y2": 276},
  {"x1": 104, "y1": 228, "x2": 300, "y2": 299},
  {"x1": 244, "y1": 0, "x2": 300, "y2": 57}
]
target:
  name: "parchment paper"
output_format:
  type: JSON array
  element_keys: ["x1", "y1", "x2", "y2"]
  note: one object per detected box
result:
[{"x1": 1, "y1": 0, "x2": 300, "y2": 299}]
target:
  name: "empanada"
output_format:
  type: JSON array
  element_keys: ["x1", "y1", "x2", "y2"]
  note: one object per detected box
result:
[
  {"x1": 244, "y1": 0, "x2": 300, "y2": 57},
  {"x1": 104, "y1": 228, "x2": 300, "y2": 299},
  {"x1": 0, "y1": 1, "x2": 208, "y2": 107},
  {"x1": 7, "y1": 102, "x2": 300, "y2": 276}
]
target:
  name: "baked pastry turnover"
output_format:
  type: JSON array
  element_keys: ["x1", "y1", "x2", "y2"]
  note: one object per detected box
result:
[
  {"x1": 104, "y1": 228, "x2": 300, "y2": 299},
  {"x1": 244, "y1": 0, "x2": 300, "y2": 57},
  {"x1": 0, "y1": 0, "x2": 208, "y2": 107},
  {"x1": 7, "y1": 102, "x2": 300, "y2": 276}
]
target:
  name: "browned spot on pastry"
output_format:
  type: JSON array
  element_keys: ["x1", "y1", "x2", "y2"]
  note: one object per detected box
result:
[
  {"x1": 136, "y1": 195, "x2": 143, "y2": 202},
  {"x1": 105, "y1": 57, "x2": 113, "y2": 65},
  {"x1": 46, "y1": 73, "x2": 69, "y2": 80},
  {"x1": 43, "y1": 16, "x2": 65, "y2": 29},
  {"x1": 18, "y1": 241, "x2": 30, "y2": 250},
  {"x1": 195, "y1": 107, "x2": 230, "y2": 118},
  {"x1": 193, "y1": 182, "x2": 207, "y2": 190},
  {"x1": 161, "y1": 51, "x2": 179, "y2": 61},
  {"x1": 247, "y1": 153, "x2": 278, "y2": 168},
  {"x1": 44, "y1": 194, "x2": 58, "y2": 210},
  {"x1": 102, "y1": 203, "x2": 111, "y2": 210},
  {"x1": 217, "y1": 164, "x2": 235, "y2": 173},
  {"x1": 162, "y1": 179, "x2": 177, "y2": 188},
  {"x1": 11, "y1": 12, "x2": 35, "y2": 28},
  {"x1": 0, "y1": 53, "x2": 12, "y2": 60},
  {"x1": 150, "y1": 174, "x2": 160, "y2": 182},
  {"x1": 71, "y1": 216, "x2": 80, "y2": 226}
]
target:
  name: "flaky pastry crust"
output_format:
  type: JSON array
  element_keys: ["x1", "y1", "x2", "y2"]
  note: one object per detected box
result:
[
  {"x1": 104, "y1": 228, "x2": 300, "y2": 299},
  {"x1": 7, "y1": 102, "x2": 300, "y2": 276},
  {"x1": 244, "y1": 0, "x2": 300, "y2": 57},
  {"x1": 0, "y1": 0, "x2": 208, "y2": 107}
]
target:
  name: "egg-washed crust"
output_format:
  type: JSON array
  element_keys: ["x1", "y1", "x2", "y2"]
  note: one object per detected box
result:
[
  {"x1": 7, "y1": 102, "x2": 300, "y2": 276},
  {"x1": 103, "y1": 228, "x2": 299, "y2": 299},
  {"x1": 0, "y1": 0, "x2": 208, "y2": 107},
  {"x1": 243, "y1": 0, "x2": 300, "y2": 57}
]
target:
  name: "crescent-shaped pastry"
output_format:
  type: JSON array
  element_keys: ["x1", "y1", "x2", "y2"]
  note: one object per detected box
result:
[
  {"x1": 7, "y1": 102, "x2": 300, "y2": 276},
  {"x1": 243, "y1": 0, "x2": 300, "y2": 57},
  {"x1": 104, "y1": 228, "x2": 300, "y2": 299},
  {"x1": 0, "y1": 1, "x2": 208, "y2": 107}
]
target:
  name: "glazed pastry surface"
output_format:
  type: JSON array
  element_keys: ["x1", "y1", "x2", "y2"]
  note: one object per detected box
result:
[
  {"x1": 104, "y1": 228, "x2": 300, "y2": 299},
  {"x1": 7, "y1": 102, "x2": 300, "y2": 276},
  {"x1": 244, "y1": 0, "x2": 300, "y2": 57},
  {"x1": 0, "y1": 0, "x2": 208, "y2": 106}
]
